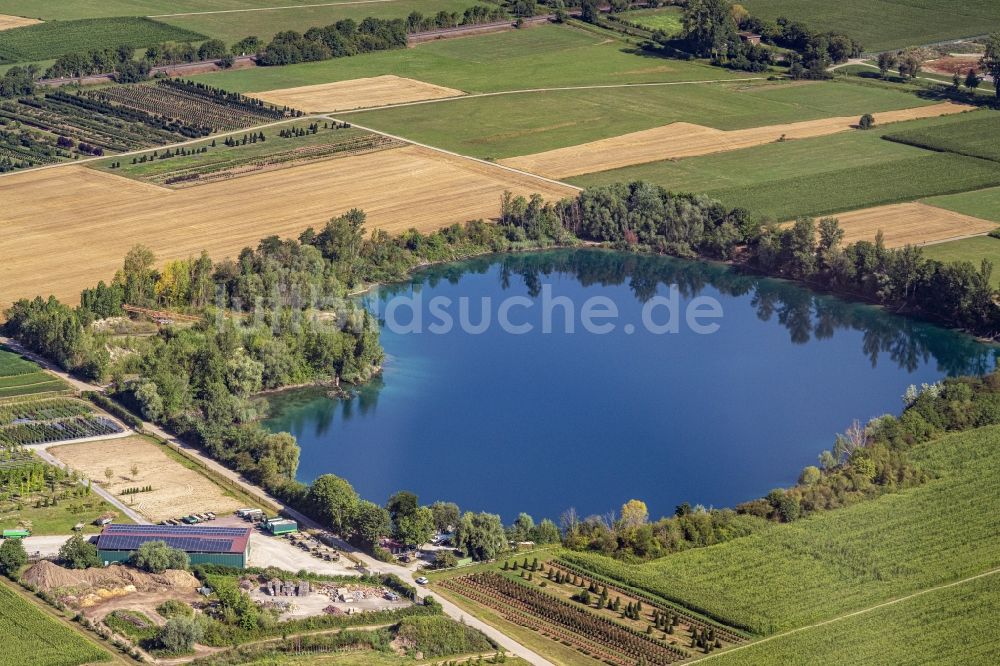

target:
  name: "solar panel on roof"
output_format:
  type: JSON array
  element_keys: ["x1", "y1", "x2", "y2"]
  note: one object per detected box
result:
[
  {"x1": 98, "y1": 534, "x2": 239, "y2": 553},
  {"x1": 104, "y1": 524, "x2": 248, "y2": 536}
]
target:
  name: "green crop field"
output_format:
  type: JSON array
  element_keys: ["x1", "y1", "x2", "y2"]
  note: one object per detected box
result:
[
  {"x1": 710, "y1": 571, "x2": 1000, "y2": 665},
  {"x1": 0, "y1": 581, "x2": 110, "y2": 666},
  {"x1": 707, "y1": 153, "x2": 1000, "y2": 220},
  {"x1": 618, "y1": 7, "x2": 684, "y2": 34},
  {"x1": 158, "y1": 0, "x2": 494, "y2": 45},
  {"x1": 0, "y1": 0, "x2": 330, "y2": 20},
  {"x1": 0, "y1": 17, "x2": 205, "y2": 64},
  {"x1": 885, "y1": 113, "x2": 1000, "y2": 163},
  {"x1": 342, "y1": 79, "x2": 938, "y2": 159},
  {"x1": 921, "y1": 236, "x2": 1000, "y2": 287},
  {"x1": 194, "y1": 23, "x2": 750, "y2": 94},
  {"x1": 925, "y1": 186, "x2": 1000, "y2": 224},
  {"x1": 560, "y1": 424, "x2": 1000, "y2": 636},
  {"x1": 570, "y1": 126, "x2": 931, "y2": 192},
  {"x1": 741, "y1": 0, "x2": 1000, "y2": 51},
  {"x1": 0, "y1": 347, "x2": 69, "y2": 399},
  {"x1": 570, "y1": 112, "x2": 1000, "y2": 219}
]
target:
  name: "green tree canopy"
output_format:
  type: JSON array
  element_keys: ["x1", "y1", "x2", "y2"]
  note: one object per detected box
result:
[
  {"x1": 307, "y1": 474, "x2": 359, "y2": 534},
  {"x1": 130, "y1": 540, "x2": 189, "y2": 573},
  {"x1": 58, "y1": 533, "x2": 100, "y2": 569},
  {"x1": 0, "y1": 538, "x2": 27, "y2": 576}
]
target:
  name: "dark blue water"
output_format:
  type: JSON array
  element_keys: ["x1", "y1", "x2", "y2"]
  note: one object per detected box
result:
[{"x1": 264, "y1": 250, "x2": 996, "y2": 522}]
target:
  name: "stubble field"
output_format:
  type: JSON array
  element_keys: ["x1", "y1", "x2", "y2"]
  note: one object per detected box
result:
[
  {"x1": 49, "y1": 435, "x2": 244, "y2": 522},
  {"x1": 250, "y1": 74, "x2": 465, "y2": 113},
  {"x1": 0, "y1": 145, "x2": 576, "y2": 305},
  {"x1": 807, "y1": 202, "x2": 999, "y2": 248}
]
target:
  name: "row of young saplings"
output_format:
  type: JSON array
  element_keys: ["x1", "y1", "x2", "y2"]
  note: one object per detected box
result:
[
  {"x1": 0, "y1": 416, "x2": 122, "y2": 446},
  {"x1": 444, "y1": 571, "x2": 689, "y2": 665},
  {"x1": 552, "y1": 559, "x2": 747, "y2": 645}
]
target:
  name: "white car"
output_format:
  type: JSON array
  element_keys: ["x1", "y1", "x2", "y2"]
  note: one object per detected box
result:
[{"x1": 415, "y1": 576, "x2": 429, "y2": 585}]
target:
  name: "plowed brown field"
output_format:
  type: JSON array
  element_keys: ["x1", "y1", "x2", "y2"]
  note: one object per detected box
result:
[
  {"x1": 250, "y1": 74, "x2": 465, "y2": 112},
  {"x1": 0, "y1": 145, "x2": 576, "y2": 306},
  {"x1": 501, "y1": 102, "x2": 975, "y2": 178}
]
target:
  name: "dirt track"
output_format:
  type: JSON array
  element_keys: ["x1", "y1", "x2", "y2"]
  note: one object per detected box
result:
[
  {"x1": 817, "y1": 202, "x2": 998, "y2": 248},
  {"x1": 0, "y1": 145, "x2": 576, "y2": 306},
  {"x1": 501, "y1": 101, "x2": 975, "y2": 178},
  {"x1": 251, "y1": 75, "x2": 465, "y2": 112}
]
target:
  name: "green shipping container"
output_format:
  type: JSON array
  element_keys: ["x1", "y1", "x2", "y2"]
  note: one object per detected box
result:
[{"x1": 267, "y1": 519, "x2": 298, "y2": 535}]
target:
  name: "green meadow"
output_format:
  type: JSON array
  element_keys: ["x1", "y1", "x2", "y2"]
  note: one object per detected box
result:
[
  {"x1": 922, "y1": 237, "x2": 1000, "y2": 287},
  {"x1": 343, "y1": 79, "x2": 939, "y2": 159},
  {"x1": 0, "y1": 17, "x2": 204, "y2": 64},
  {"x1": 741, "y1": 0, "x2": 1000, "y2": 51},
  {"x1": 926, "y1": 186, "x2": 1000, "y2": 223},
  {"x1": 194, "y1": 23, "x2": 750, "y2": 94},
  {"x1": 158, "y1": 0, "x2": 493, "y2": 45}
]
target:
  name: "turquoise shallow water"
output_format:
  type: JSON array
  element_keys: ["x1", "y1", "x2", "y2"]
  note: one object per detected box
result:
[{"x1": 264, "y1": 249, "x2": 996, "y2": 522}]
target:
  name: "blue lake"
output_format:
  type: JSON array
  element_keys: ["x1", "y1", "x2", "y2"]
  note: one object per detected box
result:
[{"x1": 264, "y1": 249, "x2": 996, "y2": 522}]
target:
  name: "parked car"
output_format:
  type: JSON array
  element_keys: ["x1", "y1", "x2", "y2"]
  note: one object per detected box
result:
[{"x1": 415, "y1": 576, "x2": 429, "y2": 585}]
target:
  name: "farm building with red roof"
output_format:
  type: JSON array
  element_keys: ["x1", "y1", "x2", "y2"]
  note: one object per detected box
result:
[{"x1": 96, "y1": 524, "x2": 251, "y2": 568}]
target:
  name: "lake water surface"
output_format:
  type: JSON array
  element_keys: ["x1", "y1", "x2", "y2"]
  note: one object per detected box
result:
[{"x1": 264, "y1": 249, "x2": 996, "y2": 522}]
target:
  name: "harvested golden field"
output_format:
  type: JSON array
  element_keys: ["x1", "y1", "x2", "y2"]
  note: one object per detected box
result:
[
  {"x1": 250, "y1": 74, "x2": 465, "y2": 112},
  {"x1": 821, "y1": 202, "x2": 998, "y2": 248},
  {"x1": 501, "y1": 102, "x2": 975, "y2": 178},
  {"x1": 0, "y1": 14, "x2": 41, "y2": 30},
  {"x1": 49, "y1": 436, "x2": 244, "y2": 523},
  {"x1": 0, "y1": 145, "x2": 576, "y2": 305}
]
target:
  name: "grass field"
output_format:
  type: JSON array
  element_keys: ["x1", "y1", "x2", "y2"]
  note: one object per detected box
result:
[
  {"x1": 710, "y1": 571, "x2": 1000, "y2": 665},
  {"x1": 158, "y1": 0, "x2": 492, "y2": 44},
  {"x1": 568, "y1": 125, "x2": 928, "y2": 192},
  {"x1": 741, "y1": 0, "x2": 1000, "y2": 51},
  {"x1": 344, "y1": 80, "x2": 942, "y2": 159},
  {"x1": 922, "y1": 236, "x2": 1000, "y2": 287},
  {"x1": 925, "y1": 186, "x2": 1000, "y2": 223},
  {"x1": 0, "y1": 17, "x2": 205, "y2": 64},
  {"x1": 705, "y1": 153, "x2": 1000, "y2": 220},
  {"x1": 0, "y1": 580, "x2": 111, "y2": 666},
  {"x1": 0, "y1": 0, "x2": 362, "y2": 20},
  {"x1": 0, "y1": 146, "x2": 576, "y2": 306},
  {"x1": 618, "y1": 7, "x2": 684, "y2": 34},
  {"x1": 560, "y1": 424, "x2": 1000, "y2": 636},
  {"x1": 885, "y1": 113, "x2": 1000, "y2": 163},
  {"x1": 193, "y1": 23, "x2": 753, "y2": 94}
]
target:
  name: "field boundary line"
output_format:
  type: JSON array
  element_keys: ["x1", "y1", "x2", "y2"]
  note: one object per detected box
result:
[
  {"x1": 321, "y1": 114, "x2": 583, "y2": 192},
  {"x1": 149, "y1": 0, "x2": 400, "y2": 18},
  {"x1": 692, "y1": 565, "x2": 1000, "y2": 662},
  {"x1": 333, "y1": 77, "x2": 768, "y2": 114}
]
